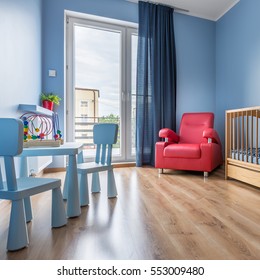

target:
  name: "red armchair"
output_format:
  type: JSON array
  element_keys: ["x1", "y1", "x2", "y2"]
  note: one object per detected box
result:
[{"x1": 155, "y1": 112, "x2": 223, "y2": 176}]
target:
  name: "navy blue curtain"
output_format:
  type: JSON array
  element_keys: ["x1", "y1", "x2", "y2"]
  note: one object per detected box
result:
[{"x1": 136, "y1": 1, "x2": 176, "y2": 166}]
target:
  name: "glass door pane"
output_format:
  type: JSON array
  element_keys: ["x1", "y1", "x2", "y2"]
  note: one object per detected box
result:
[
  {"x1": 74, "y1": 24, "x2": 121, "y2": 159},
  {"x1": 67, "y1": 16, "x2": 138, "y2": 162}
]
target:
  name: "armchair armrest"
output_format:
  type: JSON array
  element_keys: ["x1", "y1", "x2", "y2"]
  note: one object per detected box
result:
[
  {"x1": 203, "y1": 128, "x2": 221, "y2": 145},
  {"x1": 159, "y1": 128, "x2": 179, "y2": 143}
]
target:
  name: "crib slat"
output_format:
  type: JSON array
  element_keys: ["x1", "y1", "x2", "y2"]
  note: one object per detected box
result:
[
  {"x1": 242, "y1": 111, "x2": 244, "y2": 154},
  {"x1": 227, "y1": 113, "x2": 230, "y2": 158},
  {"x1": 237, "y1": 111, "x2": 240, "y2": 155},
  {"x1": 233, "y1": 112, "x2": 236, "y2": 154},
  {"x1": 230, "y1": 113, "x2": 233, "y2": 158},
  {"x1": 256, "y1": 110, "x2": 258, "y2": 163},
  {"x1": 225, "y1": 111, "x2": 230, "y2": 179},
  {"x1": 251, "y1": 110, "x2": 253, "y2": 163},
  {"x1": 226, "y1": 112, "x2": 230, "y2": 158},
  {"x1": 246, "y1": 111, "x2": 248, "y2": 162}
]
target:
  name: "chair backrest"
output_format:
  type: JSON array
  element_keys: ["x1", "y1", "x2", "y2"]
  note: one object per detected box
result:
[
  {"x1": 179, "y1": 112, "x2": 214, "y2": 144},
  {"x1": 0, "y1": 118, "x2": 24, "y2": 156},
  {"x1": 93, "y1": 123, "x2": 118, "y2": 165},
  {"x1": 0, "y1": 118, "x2": 24, "y2": 191}
]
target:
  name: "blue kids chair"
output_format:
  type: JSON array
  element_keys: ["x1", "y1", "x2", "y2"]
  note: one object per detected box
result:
[
  {"x1": 0, "y1": 118, "x2": 67, "y2": 251},
  {"x1": 77, "y1": 123, "x2": 118, "y2": 206}
]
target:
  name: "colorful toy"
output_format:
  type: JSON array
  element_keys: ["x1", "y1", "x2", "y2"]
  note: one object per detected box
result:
[
  {"x1": 53, "y1": 113, "x2": 62, "y2": 141},
  {"x1": 20, "y1": 112, "x2": 63, "y2": 144}
]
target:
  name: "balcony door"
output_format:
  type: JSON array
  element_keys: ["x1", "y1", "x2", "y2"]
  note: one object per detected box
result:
[{"x1": 66, "y1": 15, "x2": 137, "y2": 162}]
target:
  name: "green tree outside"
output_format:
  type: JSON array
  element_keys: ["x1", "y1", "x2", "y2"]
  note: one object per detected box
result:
[{"x1": 99, "y1": 114, "x2": 120, "y2": 148}]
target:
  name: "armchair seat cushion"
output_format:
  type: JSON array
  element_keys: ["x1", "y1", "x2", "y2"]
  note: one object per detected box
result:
[{"x1": 164, "y1": 144, "x2": 201, "y2": 159}]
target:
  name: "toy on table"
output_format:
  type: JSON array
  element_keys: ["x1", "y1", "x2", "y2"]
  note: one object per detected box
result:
[
  {"x1": 52, "y1": 113, "x2": 63, "y2": 141},
  {"x1": 20, "y1": 112, "x2": 63, "y2": 147}
]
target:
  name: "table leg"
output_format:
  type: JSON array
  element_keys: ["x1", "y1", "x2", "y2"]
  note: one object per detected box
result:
[
  {"x1": 66, "y1": 155, "x2": 81, "y2": 218},
  {"x1": 63, "y1": 165, "x2": 68, "y2": 200},
  {"x1": 63, "y1": 151, "x2": 83, "y2": 200}
]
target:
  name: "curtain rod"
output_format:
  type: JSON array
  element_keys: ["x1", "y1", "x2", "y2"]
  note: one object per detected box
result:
[{"x1": 126, "y1": 0, "x2": 189, "y2": 13}]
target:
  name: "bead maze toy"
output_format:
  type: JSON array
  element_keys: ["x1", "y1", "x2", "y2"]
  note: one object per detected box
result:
[{"x1": 20, "y1": 112, "x2": 63, "y2": 147}]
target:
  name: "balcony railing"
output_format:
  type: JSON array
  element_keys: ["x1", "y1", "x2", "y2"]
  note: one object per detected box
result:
[
  {"x1": 74, "y1": 116, "x2": 136, "y2": 159},
  {"x1": 74, "y1": 116, "x2": 120, "y2": 149}
]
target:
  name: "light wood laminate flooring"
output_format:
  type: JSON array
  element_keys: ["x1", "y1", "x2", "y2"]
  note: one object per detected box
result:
[{"x1": 0, "y1": 166, "x2": 259, "y2": 260}]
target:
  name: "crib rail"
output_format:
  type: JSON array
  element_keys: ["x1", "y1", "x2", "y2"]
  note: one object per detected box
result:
[
  {"x1": 225, "y1": 106, "x2": 260, "y2": 167},
  {"x1": 225, "y1": 106, "x2": 260, "y2": 187}
]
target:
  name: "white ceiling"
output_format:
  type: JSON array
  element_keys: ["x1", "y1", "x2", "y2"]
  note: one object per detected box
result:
[{"x1": 128, "y1": 0, "x2": 240, "y2": 21}]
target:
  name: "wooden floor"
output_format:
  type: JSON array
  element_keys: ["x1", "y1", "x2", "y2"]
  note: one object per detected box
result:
[{"x1": 0, "y1": 166, "x2": 259, "y2": 260}]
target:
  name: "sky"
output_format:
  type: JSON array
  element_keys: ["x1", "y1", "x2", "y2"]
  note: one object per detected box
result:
[
  {"x1": 74, "y1": 24, "x2": 138, "y2": 118},
  {"x1": 75, "y1": 25, "x2": 121, "y2": 117}
]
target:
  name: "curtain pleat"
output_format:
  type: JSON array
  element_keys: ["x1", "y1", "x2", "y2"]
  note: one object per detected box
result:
[{"x1": 136, "y1": 1, "x2": 176, "y2": 166}]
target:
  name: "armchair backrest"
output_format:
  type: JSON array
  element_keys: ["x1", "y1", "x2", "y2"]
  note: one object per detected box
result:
[{"x1": 179, "y1": 112, "x2": 214, "y2": 144}]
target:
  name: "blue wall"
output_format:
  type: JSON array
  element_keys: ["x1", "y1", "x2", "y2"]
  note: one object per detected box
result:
[
  {"x1": 42, "y1": 0, "x2": 216, "y2": 135},
  {"x1": 42, "y1": 0, "x2": 138, "y2": 135},
  {"x1": 0, "y1": 0, "x2": 42, "y2": 117},
  {"x1": 174, "y1": 13, "x2": 216, "y2": 128},
  {"x1": 216, "y1": 0, "x2": 260, "y2": 144}
]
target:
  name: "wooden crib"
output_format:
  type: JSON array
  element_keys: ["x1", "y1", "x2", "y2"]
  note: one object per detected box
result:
[{"x1": 225, "y1": 106, "x2": 260, "y2": 188}]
